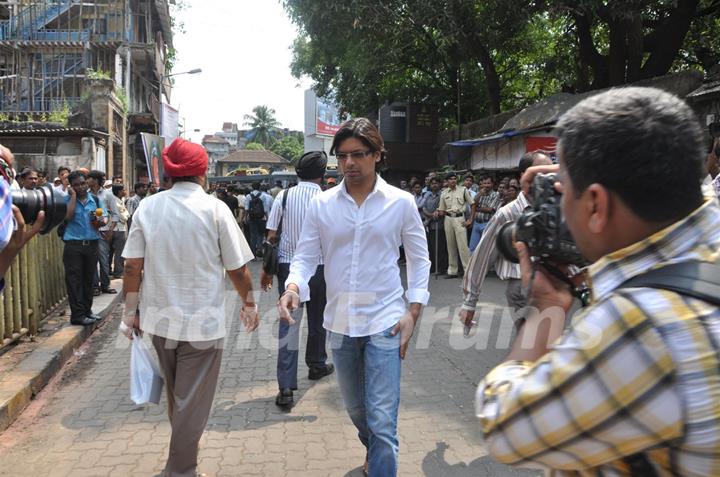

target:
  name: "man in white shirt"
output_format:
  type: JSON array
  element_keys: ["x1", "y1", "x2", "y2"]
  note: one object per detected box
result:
[
  {"x1": 261, "y1": 151, "x2": 334, "y2": 409},
  {"x1": 53, "y1": 166, "x2": 71, "y2": 197},
  {"x1": 244, "y1": 181, "x2": 274, "y2": 256},
  {"x1": 121, "y1": 138, "x2": 259, "y2": 477},
  {"x1": 87, "y1": 169, "x2": 116, "y2": 295},
  {"x1": 279, "y1": 118, "x2": 431, "y2": 477}
]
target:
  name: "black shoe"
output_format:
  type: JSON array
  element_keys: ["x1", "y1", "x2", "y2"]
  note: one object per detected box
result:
[
  {"x1": 88, "y1": 313, "x2": 101, "y2": 321},
  {"x1": 444, "y1": 274, "x2": 459, "y2": 279},
  {"x1": 101, "y1": 287, "x2": 118, "y2": 294},
  {"x1": 92, "y1": 287, "x2": 102, "y2": 296},
  {"x1": 70, "y1": 316, "x2": 95, "y2": 326},
  {"x1": 275, "y1": 388, "x2": 294, "y2": 408},
  {"x1": 308, "y1": 364, "x2": 335, "y2": 381}
]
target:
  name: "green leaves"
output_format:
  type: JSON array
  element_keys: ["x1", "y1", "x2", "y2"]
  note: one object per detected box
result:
[
  {"x1": 243, "y1": 105, "x2": 281, "y2": 148},
  {"x1": 283, "y1": 0, "x2": 719, "y2": 127}
]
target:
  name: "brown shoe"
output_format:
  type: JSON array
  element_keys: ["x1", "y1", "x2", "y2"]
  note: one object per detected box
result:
[{"x1": 362, "y1": 453, "x2": 368, "y2": 476}]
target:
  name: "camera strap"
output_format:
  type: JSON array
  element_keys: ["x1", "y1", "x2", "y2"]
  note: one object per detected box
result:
[
  {"x1": 619, "y1": 260, "x2": 720, "y2": 307},
  {"x1": 616, "y1": 260, "x2": 720, "y2": 476}
]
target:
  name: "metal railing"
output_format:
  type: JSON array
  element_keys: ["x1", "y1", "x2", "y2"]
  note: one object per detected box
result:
[{"x1": 0, "y1": 231, "x2": 66, "y2": 348}]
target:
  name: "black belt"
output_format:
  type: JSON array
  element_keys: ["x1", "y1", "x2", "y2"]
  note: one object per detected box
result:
[
  {"x1": 474, "y1": 218, "x2": 489, "y2": 224},
  {"x1": 446, "y1": 212, "x2": 464, "y2": 218},
  {"x1": 64, "y1": 239, "x2": 98, "y2": 246}
]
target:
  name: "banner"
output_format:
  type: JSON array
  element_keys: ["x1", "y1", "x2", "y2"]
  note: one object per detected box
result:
[
  {"x1": 141, "y1": 133, "x2": 165, "y2": 187},
  {"x1": 160, "y1": 103, "x2": 180, "y2": 144},
  {"x1": 316, "y1": 97, "x2": 342, "y2": 137}
]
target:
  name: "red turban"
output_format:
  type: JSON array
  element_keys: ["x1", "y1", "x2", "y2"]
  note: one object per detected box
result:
[{"x1": 162, "y1": 138, "x2": 208, "y2": 178}]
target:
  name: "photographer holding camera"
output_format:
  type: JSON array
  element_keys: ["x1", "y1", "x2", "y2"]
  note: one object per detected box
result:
[
  {"x1": 476, "y1": 87, "x2": 720, "y2": 475},
  {"x1": 0, "y1": 145, "x2": 46, "y2": 289}
]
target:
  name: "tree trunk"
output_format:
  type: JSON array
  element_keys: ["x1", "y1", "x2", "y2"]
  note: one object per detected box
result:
[
  {"x1": 572, "y1": 10, "x2": 608, "y2": 89},
  {"x1": 475, "y1": 43, "x2": 501, "y2": 114},
  {"x1": 641, "y1": 0, "x2": 699, "y2": 78},
  {"x1": 607, "y1": 15, "x2": 629, "y2": 86},
  {"x1": 626, "y1": 13, "x2": 644, "y2": 83}
]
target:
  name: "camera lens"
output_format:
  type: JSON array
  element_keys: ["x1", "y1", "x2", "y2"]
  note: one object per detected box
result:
[
  {"x1": 11, "y1": 185, "x2": 67, "y2": 235},
  {"x1": 496, "y1": 221, "x2": 520, "y2": 263}
]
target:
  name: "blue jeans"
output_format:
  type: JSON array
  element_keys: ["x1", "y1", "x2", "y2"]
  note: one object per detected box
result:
[
  {"x1": 277, "y1": 263, "x2": 328, "y2": 390},
  {"x1": 329, "y1": 326, "x2": 401, "y2": 477},
  {"x1": 469, "y1": 220, "x2": 488, "y2": 253}
]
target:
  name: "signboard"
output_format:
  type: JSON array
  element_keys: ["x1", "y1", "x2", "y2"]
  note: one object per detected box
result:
[
  {"x1": 525, "y1": 136, "x2": 558, "y2": 162},
  {"x1": 141, "y1": 133, "x2": 165, "y2": 187},
  {"x1": 161, "y1": 103, "x2": 180, "y2": 144},
  {"x1": 316, "y1": 97, "x2": 342, "y2": 137}
]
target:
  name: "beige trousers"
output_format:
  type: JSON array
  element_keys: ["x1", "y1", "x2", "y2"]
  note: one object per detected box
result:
[
  {"x1": 444, "y1": 216, "x2": 471, "y2": 275},
  {"x1": 152, "y1": 335, "x2": 224, "y2": 477}
]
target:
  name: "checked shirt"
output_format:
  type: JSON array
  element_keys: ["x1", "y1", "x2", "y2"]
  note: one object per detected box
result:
[{"x1": 476, "y1": 198, "x2": 720, "y2": 476}]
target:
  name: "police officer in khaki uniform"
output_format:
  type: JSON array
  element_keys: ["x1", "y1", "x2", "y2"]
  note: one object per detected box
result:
[{"x1": 434, "y1": 172, "x2": 473, "y2": 278}]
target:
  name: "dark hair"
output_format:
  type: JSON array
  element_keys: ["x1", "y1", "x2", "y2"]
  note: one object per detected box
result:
[
  {"x1": 18, "y1": 167, "x2": 37, "y2": 178},
  {"x1": 68, "y1": 170, "x2": 86, "y2": 183},
  {"x1": 445, "y1": 172, "x2": 457, "y2": 180},
  {"x1": 430, "y1": 177, "x2": 441, "y2": 184},
  {"x1": 57, "y1": 166, "x2": 71, "y2": 175},
  {"x1": 133, "y1": 182, "x2": 147, "y2": 192},
  {"x1": 251, "y1": 181, "x2": 261, "y2": 190},
  {"x1": 556, "y1": 86, "x2": 704, "y2": 222},
  {"x1": 87, "y1": 169, "x2": 105, "y2": 182},
  {"x1": 330, "y1": 118, "x2": 387, "y2": 172},
  {"x1": 463, "y1": 172, "x2": 474, "y2": 180},
  {"x1": 518, "y1": 150, "x2": 550, "y2": 175},
  {"x1": 37, "y1": 169, "x2": 47, "y2": 178},
  {"x1": 112, "y1": 184, "x2": 124, "y2": 196}
]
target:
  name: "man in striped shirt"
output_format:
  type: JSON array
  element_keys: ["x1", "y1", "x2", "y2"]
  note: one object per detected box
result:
[
  {"x1": 460, "y1": 151, "x2": 552, "y2": 328},
  {"x1": 476, "y1": 87, "x2": 720, "y2": 476},
  {"x1": 261, "y1": 151, "x2": 334, "y2": 409}
]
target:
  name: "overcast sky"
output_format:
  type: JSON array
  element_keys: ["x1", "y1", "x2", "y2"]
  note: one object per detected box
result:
[{"x1": 169, "y1": 0, "x2": 311, "y2": 143}]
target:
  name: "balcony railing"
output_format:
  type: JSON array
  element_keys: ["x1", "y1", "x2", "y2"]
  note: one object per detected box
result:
[{"x1": 31, "y1": 29, "x2": 90, "y2": 41}]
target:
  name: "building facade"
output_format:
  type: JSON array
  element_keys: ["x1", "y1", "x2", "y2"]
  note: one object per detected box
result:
[{"x1": 0, "y1": 0, "x2": 174, "y2": 184}]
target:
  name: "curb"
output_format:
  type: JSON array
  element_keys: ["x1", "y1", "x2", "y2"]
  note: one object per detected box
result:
[{"x1": 0, "y1": 292, "x2": 123, "y2": 433}]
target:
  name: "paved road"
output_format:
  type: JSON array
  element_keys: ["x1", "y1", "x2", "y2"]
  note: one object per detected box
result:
[{"x1": 0, "y1": 261, "x2": 541, "y2": 477}]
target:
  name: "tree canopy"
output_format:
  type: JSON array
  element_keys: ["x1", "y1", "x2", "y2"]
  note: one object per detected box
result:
[
  {"x1": 284, "y1": 0, "x2": 720, "y2": 127},
  {"x1": 270, "y1": 135, "x2": 304, "y2": 164}
]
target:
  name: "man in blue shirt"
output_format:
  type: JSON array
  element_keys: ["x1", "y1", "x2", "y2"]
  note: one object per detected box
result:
[{"x1": 63, "y1": 170, "x2": 107, "y2": 326}]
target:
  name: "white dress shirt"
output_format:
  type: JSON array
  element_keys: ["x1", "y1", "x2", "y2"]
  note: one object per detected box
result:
[
  {"x1": 286, "y1": 175, "x2": 431, "y2": 337},
  {"x1": 266, "y1": 181, "x2": 323, "y2": 264},
  {"x1": 123, "y1": 182, "x2": 254, "y2": 341}
]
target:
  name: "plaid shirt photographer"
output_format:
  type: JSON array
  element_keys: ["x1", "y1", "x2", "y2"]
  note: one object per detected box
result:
[{"x1": 476, "y1": 88, "x2": 720, "y2": 477}]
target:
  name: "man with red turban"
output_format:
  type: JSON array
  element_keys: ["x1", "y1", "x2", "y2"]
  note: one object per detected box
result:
[{"x1": 121, "y1": 138, "x2": 260, "y2": 477}]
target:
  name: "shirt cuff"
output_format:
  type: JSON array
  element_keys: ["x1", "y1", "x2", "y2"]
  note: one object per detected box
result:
[
  {"x1": 284, "y1": 273, "x2": 310, "y2": 302},
  {"x1": 475, "y1": 360, "x2": 533, "y2": 432},
  {"x1": 462, "y1": 294, "x2": 479, "y2": 311},
  {"x1": 405, "y1": 288, "x2": 430, "y2": 305}
]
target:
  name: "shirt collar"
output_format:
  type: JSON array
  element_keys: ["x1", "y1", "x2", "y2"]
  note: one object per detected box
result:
[
  {"x1": 589, "y1": 199, "x2": 720, "y2": 302},
  {"x1": 171, "y1": 181, "x2": 203, "y2": 192},
  {"x1": 338, "y1": 174, "x2": 387, "y2": 201},
  {"x1": 296, "y1": 181, "x2": 322, "y2": 191}
]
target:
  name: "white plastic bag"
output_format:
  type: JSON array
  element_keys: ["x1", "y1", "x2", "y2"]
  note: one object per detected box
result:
[{"x1": 130, "y1": 336, "x2": 164, "y2": 405}]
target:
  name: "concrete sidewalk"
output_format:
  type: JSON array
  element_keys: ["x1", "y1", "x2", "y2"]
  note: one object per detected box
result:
[{"x1": 0, "y1": 278, "x2": 123, "y2": 432}]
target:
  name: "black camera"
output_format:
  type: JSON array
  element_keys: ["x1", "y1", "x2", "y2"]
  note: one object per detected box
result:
[
  {"x1": 496, "y1": 173, "x2": 584, "y2": 265},
  {"x1": 11, "y1": 185, "x2": 67, "y2": 235}
]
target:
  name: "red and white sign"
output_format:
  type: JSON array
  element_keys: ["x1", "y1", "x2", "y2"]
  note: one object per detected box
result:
[{"x1": 316, "y1": 98, "x2": 342, "y2": 136}]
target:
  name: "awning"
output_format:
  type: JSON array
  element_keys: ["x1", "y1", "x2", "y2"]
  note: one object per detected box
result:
[{"x1": 447, "y1": 126, "x2": 553, "y2": 147}]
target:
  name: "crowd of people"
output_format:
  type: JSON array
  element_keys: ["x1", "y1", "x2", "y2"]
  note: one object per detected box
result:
[{"x1": 5, "y1": 85, "x2": 720, "y2": 477}]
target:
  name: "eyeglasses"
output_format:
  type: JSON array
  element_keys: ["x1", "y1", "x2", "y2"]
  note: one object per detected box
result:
[{"x1": 335, "y1": 150, "x2": 373, "y2": 161}]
